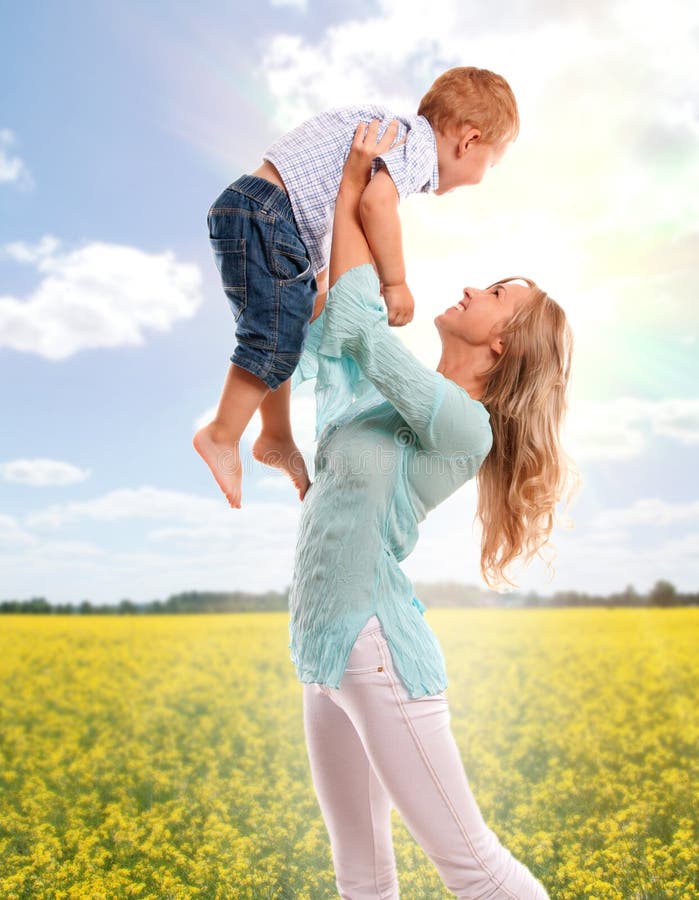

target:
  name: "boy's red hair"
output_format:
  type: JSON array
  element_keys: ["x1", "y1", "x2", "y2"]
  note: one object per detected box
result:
[{"x1": 418, "y1": 66, "x2": 520, "y2": 144}]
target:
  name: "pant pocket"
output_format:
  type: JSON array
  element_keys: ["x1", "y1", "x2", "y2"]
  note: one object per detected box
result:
[
  {"x1": 343, "y1": 631, "x2": 388, "y2": 675},
  {"x1": 209, "y1": 237, "x2": 247, "y2": 321},
  {"x1": 268, "y1": 226, "x2": 312, "y2": 284}
]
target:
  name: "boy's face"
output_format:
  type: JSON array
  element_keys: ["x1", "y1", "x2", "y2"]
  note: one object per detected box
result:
[{"x1": 434, "y1": 131, "x2": 511, "y2": 194}]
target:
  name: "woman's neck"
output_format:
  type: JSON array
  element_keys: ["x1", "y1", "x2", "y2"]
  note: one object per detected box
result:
[{"x1": 435, "y1": 347, "x2": 488, "y2": 401}]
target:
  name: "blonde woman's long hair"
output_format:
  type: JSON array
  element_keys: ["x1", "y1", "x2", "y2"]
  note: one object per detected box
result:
[{"x1": 475, "y1": 277, "x2": 580, "y2": 591}]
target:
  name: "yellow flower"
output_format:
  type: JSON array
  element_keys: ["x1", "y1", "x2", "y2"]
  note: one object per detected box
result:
[{"x1": 1, "y1": 609, "x2": 696, "y2": 899}]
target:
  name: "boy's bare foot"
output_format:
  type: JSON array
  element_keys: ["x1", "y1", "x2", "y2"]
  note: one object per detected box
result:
[
  {"x1": 192, "y1": 424, "x2": 243, "y2": 508},
  {"x1": 252, "y1": 433, "x2": 311, "y2": 500}
]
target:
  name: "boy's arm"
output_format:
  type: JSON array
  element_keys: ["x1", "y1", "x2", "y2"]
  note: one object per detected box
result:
[{"x1": 358, "y1": 168, "x2": 414, "y2": 326}]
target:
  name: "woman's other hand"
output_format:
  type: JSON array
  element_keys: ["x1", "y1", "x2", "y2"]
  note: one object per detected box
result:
[{"x1": 340, "y1": 118, "x2": 403, "y2": 194}]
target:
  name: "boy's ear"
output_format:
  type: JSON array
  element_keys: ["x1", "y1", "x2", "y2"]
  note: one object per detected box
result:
[{"x1": 458, "y1": 127, "x2": 482, "y2": 156}]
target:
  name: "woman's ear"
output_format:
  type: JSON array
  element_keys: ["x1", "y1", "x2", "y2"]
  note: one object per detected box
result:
[{"x1": 490, "y1": 335, "x2": 505, "y2": 355}]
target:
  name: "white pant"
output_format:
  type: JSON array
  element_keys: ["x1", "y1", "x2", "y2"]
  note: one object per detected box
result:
[{"x1": 303, "y1": 615, "x2": 550, "y2": 900}]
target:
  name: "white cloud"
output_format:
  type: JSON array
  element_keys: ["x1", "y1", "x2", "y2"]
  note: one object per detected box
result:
[
  {"x1": 256, "y1": 0, "x2": 699, "y2": 343},
  {"x1": 146, "y1": 496, "x2": 300, "y2": 551},
  {"x1": 0, "y1": 540, "x2": 296, "y2": 605},
  {"x1": 3, "y1": 474, "x2": 697, "y2": 605},
  {"x1": 400, "y1": 460, "x2": 699, "y2": 596},
  {"x1": 404, "y1": 486, "x2": 699, "y2": 597},
  {"x1": 0, "y1": 236, "x2": 203, "y2": 360},
  {"x1": 148, "y1": 0, "x2": 698, "y2": 361},
  {"x1": 0, "y1": 513, "x2": 37, "y2": 547},
  {"x1": 593, "y1": 498, "x2": 699, "y2": 529},
  {"x1": 25, "y1": 485, "x2": 226, "y2": 529},
  {"x1": 3, "y1": 235, "x2": 59, "y2": 263},
  {"x1": 0, "y1": 458, "x2": 91, "y2": 486},
  {"x1": 259, "y1": 0, "x2": 697, "y2": 162},
  {"x1": 29, "y1": 539, "x2": 105, "y2": 560},
  {"x1": 2, "y1": 486, "x2": 303, "y2": 604},
  {"x1": 562, "y1": 397, "x2": 699, "y2": 460},
  {"x1": 261, "y1": 5, "x2": 447, "y2": 129},
  {"x1": 403, "y1": 479, "x2": 483, "y2": 586},
  {"x1": 257, "y1": 474, "x2": 294, "y2": 491},
  {"x1": 563, "y1": 414, "x2": 646, "y2": 462},
  {"x1": 651, "y1": 398, "x2": 699, "y2": 444},
  {"x1": 23, "y1": 484, "x2": 302, "y2": 552},
  {"x1": 539, "y1": 527, "x2": 699, "y2": 596},
  {"x1": 0, "y1": 129, "x2": 33, "y2": 188}
]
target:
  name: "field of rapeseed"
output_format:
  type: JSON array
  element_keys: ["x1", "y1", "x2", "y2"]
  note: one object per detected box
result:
[{"x1": 0, "y1": 609, "x2": 697, "y2": 900}]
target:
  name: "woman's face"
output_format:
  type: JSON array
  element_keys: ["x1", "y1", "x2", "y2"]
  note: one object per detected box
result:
[{"x1": 435, "y1": 281, "x2": 531, "y2": 349}]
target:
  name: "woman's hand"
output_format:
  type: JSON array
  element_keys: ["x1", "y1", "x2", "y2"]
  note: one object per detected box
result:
[{"x1": 339, "y1": 118, "x2": 403, "y2": 195}]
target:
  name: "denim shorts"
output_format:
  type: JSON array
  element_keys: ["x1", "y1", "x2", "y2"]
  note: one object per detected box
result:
[{"x1": 207, "y1": 175, "x2": 317, "y2": 390}]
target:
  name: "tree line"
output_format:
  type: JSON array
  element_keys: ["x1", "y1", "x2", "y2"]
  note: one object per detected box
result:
[{"x1": 0, "y1": 580, "x2": 696, "y2": 614}]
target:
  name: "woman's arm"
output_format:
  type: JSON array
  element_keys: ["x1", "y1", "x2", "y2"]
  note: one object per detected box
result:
[
  {"x1": 320, "y1": 122, "x2": 491, "y2": 461},
  {"x1": 319, "y1": 265, "x2": 492, "y2": 460},
  {"x1": 329, "y1": 119, "x2": 399, "y2": 290}
]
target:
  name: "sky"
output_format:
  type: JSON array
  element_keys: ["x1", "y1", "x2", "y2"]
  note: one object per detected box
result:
[{"x1": 1, "y1": 0, "x2": 698, "y2": 606}]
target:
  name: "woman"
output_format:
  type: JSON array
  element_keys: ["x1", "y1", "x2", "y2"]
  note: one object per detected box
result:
[{"x1": 287, "y1": 120, "x2": 576, "y2": 899}]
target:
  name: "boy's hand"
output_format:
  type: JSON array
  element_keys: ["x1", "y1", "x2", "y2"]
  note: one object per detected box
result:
[{"x1": 381, "y1": 281, "x2": 414, "y2": 326}]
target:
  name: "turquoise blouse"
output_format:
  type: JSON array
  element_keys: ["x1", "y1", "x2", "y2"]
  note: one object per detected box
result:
[{"x1": 288, "y1": 264, "x2": 493, "y2": 698}]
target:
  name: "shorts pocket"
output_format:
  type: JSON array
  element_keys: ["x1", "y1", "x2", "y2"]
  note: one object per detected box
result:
[
  {"x1": 209, "y1": 237, "x2": 247, "y2": 321},
  {"x1": 269, "y1": 233, "x2": 312, "y2": 283}
]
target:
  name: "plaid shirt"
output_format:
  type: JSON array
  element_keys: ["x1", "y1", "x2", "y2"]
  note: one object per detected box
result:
[{"x1": 263, "y1": 105, "x2": 439, "y2": 275}]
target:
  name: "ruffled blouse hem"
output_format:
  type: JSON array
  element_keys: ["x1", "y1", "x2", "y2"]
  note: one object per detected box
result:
[{"x1": 289, "y1": 595, "x2": 448, "y2": 699}]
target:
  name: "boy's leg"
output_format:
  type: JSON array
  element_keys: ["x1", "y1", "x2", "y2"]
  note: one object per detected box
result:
[
  {"x1": 249, "y1": 269, "x2": 326, "y2": 502},
  {"x1": 199, "y1": 178, "x2": 316, "y2": 506},
  {"x1": 192, "y1": 363, "x2": 269, "y2": 508},
  {"x1": 252, "y1": 378, "x2": 310, "y2": 500}
]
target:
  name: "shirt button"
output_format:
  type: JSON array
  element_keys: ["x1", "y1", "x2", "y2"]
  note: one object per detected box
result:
[{"x1": 377, "y1": 666, "x2": 383, "y2": 672}]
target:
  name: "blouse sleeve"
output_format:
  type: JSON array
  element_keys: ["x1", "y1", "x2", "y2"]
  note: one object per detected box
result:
[{"x1": 315, "y1": 263, "x2": 492, "y2": 460}]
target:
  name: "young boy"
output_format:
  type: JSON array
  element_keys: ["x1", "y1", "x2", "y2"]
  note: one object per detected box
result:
[{"x1": 193, "y1": 66, "x2": 519, "y2": 508}]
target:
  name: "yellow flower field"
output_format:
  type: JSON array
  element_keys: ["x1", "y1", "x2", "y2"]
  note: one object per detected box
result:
[{"x1": 0, "y1": 609, "x2": 697, "y2": 899}]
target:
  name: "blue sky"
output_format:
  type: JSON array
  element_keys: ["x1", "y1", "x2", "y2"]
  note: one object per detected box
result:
[{"x1": 1, "y1": 0, "x2": 698, "y2": 605}]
